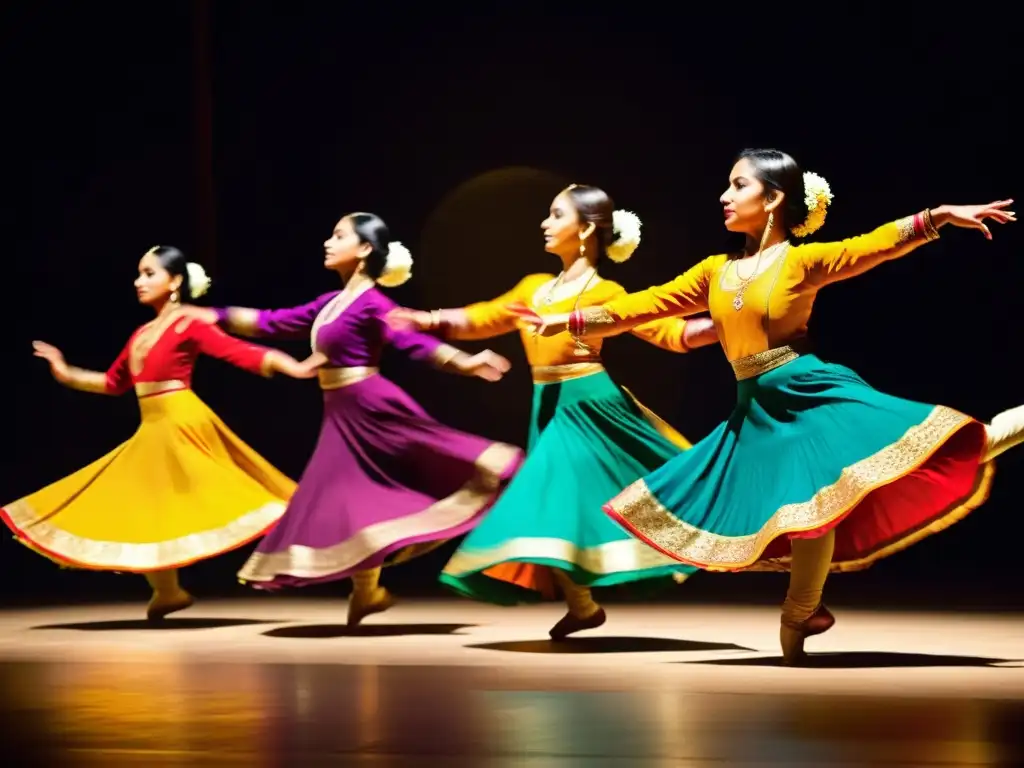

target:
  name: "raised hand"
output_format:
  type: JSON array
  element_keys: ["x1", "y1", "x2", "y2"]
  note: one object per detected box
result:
[
  {"x1": 32, "y1": 340, "x2": 70, "y2": 383},
  {"x1": 935, "y1": 200, "x2": 1015, "y2": 240}
]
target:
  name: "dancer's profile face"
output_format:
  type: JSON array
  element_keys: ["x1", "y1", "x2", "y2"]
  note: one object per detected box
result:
[
  {"x1": 134, "y1": 252, "x2": 179, "y2": 306},
  {"x1": 720, "y1": 158, "x2": 773, "y2": 236},
  {"x1": 323, "y1": 216, "x2": 372, "y2": 271},
  {"x1": 540, "y1": 192, "x2": 583, "y2": 258}
]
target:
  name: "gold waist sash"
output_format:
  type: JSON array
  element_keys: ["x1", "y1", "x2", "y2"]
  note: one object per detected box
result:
[
  {"x1": 135, "y1": 380, "x2": 187, "y2": 398},
  {"x1": 531, "y1": 362, "x2": 605, "y2": 383},
  {"x1": 319, "y1": 366, "x2": 379, "y2": 390},
  {"x1": 730, "y1": 346, "x2": 801, "y2": 381}
]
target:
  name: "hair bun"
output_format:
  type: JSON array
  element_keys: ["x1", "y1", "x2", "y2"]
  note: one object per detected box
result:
[
  {"x1": 790, "y1": 171, "x2": 833, "y2": 238},
  {"x1": 606, "y1": 209, "x2": 642, "y2": 263},
  {"x1": 185, "y1": 262, "x2": 212, "y2": 298},
  {"x1": 376, "y1": 241, "x2": 413, "y2": 287}
]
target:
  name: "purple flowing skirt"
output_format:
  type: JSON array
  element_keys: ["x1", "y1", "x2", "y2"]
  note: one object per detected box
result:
[{"x1": 237, "y1": 374, "x2": 523, "y2": 589}]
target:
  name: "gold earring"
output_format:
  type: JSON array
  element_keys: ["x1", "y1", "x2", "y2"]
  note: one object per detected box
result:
[
  {"x1": 170, "y1": 289, "x2": 180, "y2": 304},
  {"x1": 759, "y1": 211, "x2": 775, "y2": 252},
  {"x1": 579, "y1": 235, "x2": 586, "y2": 257}
]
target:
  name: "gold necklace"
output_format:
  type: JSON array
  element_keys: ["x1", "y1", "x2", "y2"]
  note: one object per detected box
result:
[
  {"x1": 731, "y1": 241, "x2": 787, "y2": 311},
  {"x1": 531, "y1": 269, "x2": 598, "y2": 356},
  {"x1": 542, "y1": 273, "x2": 567, "y2": 306},
  {"x1": 542, "y1": 266, "x2": 594, "y2": 306}
]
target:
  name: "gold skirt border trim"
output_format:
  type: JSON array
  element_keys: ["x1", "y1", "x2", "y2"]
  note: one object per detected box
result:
[
  {"x1": 238, "y1": 443, "x2": 522, "y2": 582},
  {"x1": 441, "y1": 535, "x2": 691, "y2": 583},
  {"x1": 1, "y1": 501, "x2": 286, "y2": 572},
  {"x1": 606, "y1": 405, "x2": 987, "y2": 572},
  {"x1": 746, "y1": 460, "x2": 994, "y2": 573}
]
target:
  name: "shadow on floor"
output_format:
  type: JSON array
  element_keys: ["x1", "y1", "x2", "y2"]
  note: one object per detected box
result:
[
  {"x1": 262, "y1": 623, "x2": 475, "y2": 638},
  {"x1": 31, "y1": 617, "x2": 279, "y2": 631},
  {"x1": 467, "y1": 636, "x2": 753, "y2": 654},
  {"x1": 683, "y1": 651, "x2": 1018, "y2": 668}
]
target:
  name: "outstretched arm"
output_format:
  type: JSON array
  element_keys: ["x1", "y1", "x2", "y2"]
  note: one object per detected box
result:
[
  {"x1": 190, "y1": 321, "x2": 320, "y2": 379},
  {"x1": 204, "y1": 292, "x2": 336, "y2": 340},
  {"x1": 516, "y1": 257, "x2": 720, "y2": 341},
  {"x1": 385, "y1": 277, "x2": 537, "y2": 342},
  {"x1": 628, "y1": 315, "x2": 719, "y2": 353},
  {"x1": 605, "y1": 275, "x2": 719, "y2": 353},
  {"x1": 32, "y1": 340, "x2": 130, "y2": 395},
  {"x1": 377, "y1": 307, "x2": 511, "y2": 383},
  {"x1": 802, "y1": 202, "x2": 1015, "y2": 287}
]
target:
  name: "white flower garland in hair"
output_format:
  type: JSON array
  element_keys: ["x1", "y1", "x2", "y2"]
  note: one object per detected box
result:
[
  {"x1": 790, "y1": 171, "x2": 833, "y2": 238},
  {"x1": 606, "y1": 209, "x2": 642, "y2": 263},
  {"x1": 186, "y1": 262, "x2": 212, "y2": 298},
  {"x1": 375, "y1": 241, "x2": 413, "y2": 287}
]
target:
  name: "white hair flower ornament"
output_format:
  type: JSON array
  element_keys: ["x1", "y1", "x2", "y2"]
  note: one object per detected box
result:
[
  {"x1": 790, "y1": 171, "x2": 833, "y2": 238},
  {"x1": 185, "y1": 262, "x2": 212, "y2": 299},
  {"x1": 376, "y1": 241, "x2": 413, "y2": 287},
  {"x1": 606, "y1": 209, "x2": 642, "y2": 263}
]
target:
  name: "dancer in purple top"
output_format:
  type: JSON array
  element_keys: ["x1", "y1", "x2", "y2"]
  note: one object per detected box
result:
[{"x1": 186, "y1": 212, "x2": 523, "y2": 625}]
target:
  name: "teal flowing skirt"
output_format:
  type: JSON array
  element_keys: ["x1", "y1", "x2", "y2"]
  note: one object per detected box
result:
[
  {"x1": 440, "y1": 370, "x2": 696, "y2": 605},
  {"x1": 604, "y1": 354, "x2": 993, "y2": 573}
]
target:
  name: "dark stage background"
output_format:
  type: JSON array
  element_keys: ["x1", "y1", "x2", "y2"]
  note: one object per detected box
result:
[{"x1": 3, "y1": 4, "x2": 1020, "y2": 610}]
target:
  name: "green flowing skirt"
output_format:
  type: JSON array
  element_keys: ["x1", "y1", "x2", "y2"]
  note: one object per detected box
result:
[
  {"x1": 604, "y1": 354, "x2": 993, "y2": 573},
  {"x1": 440, "y1": 370, "x2": 696, "y2": 605}
]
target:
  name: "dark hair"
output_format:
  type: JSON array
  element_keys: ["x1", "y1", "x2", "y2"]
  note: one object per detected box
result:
[
  {"x1": 346, "y1": 212, "x2": 390, "y2": 280},
  {"x1": 564, "y1": 184, "x2": 616, "y2": 260},
  {"x1": 735, "y1": 149, "x2": 809, "y2": 237},
  {"x1": 149, "y1": 245, "x2": 194, "y2": 301}
]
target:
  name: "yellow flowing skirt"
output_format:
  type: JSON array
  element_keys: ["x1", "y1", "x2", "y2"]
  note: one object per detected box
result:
[{"x1": 1, "y1": 389, "x2": 295, "y2": 572}]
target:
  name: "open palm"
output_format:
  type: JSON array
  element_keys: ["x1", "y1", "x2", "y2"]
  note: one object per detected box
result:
[
  {"x1": 942, "y1": 200, "x2": 1015, "y2": 240},
  {"x1": 32, "y1": 340, "x2": 69, "y2": 381}
]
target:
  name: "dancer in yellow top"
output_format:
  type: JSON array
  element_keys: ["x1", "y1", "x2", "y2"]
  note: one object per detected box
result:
[
  {"x1": 521, "y1": 149, "x2": 1021, "y2": 661},
  {"x1": 387, "y1": 184, "x2": 717, "y2": 639}
]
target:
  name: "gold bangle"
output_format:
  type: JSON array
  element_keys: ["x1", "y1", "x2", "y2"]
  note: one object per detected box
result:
[
  {"x1": 922, "y1": 209, "x2": 940, "y2": 241},
  {"x1": 429, "y1": 309, "x2": 442, "y2": 330}
]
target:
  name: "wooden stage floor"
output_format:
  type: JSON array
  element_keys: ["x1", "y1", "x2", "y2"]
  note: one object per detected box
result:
[{"x1": 0, "y1": 598, "x2": 1020, "y2": 765}]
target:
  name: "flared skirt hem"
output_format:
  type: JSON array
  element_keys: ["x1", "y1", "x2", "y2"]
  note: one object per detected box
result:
[
  {"x1": 239, "y1": 518, "x2": 478, "y2": 591},
  {"x1": 604, "y1": 406, "x2": 993, "y2": 573},
  {"x1": 0, "y1": 501, "x2": 286, "y2": 573},
  {"x1": 238, "y1": 443, "x2": 524, "y2": 589},
  {"x1": 440, "y1": 536, "x2": 693, "y2": 605}
]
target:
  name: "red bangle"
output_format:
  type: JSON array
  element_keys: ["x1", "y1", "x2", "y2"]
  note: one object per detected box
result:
[
  {"x1": 912, "y1": 212, "x2": 925, "y2": 239},
  {"x1": 568, "y1": 310, "x2": 584, "y2": 337}
]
